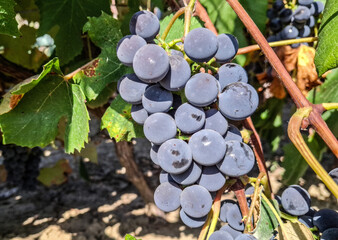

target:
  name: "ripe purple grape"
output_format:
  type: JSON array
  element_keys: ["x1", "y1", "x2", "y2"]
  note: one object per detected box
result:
[
  {"x1": 215, "y1": 34, "x2": 239, "y2": 63},
  {"x1": 217, "y1": 141, "x2": 255, "y2": 177},
  {"x1": 180, "y1": 185, "x2": 212, "y2": 218},
  {"x1": 116, "y1": 35, "x2": 147, "y2": 66},
  {"x1": 175, "y1": 103, "x2": 205, "y2": 134},
  {"x1": 157, "y1": 139, "x2": 193, "y2": 174},
  {"x1": 154, "y1": 182, "x2": 182, "y2": 212},
  {"x1": 142, "y1": 85, "x2": 173, "y2": 113},
  {"x1": 184, "y1": 28, "x2": 218, "y2": 62},
  {"x1": 130, "y1": 10, "x2": 160, "y2": 41},
  {"x1": 143, "y1": 113, "x2": 177, "y2": 144},
  {"x1": 185, "y1": 73, "x2": 219, "y2": 107},
  {"x1": 217, "y1": 63, "x2": 248, "y2": 91},
  {"x1": 189, "y1": 129, "x2": 226, "y2": 166},
  {"x1": 133, "y1": 44, "x2": 170, "y2": 83},
  {"x1": 118, "y1": 74, "x2": 149, "y2": 104},
  {"x1": 160, "y1": 55, "x2": 191, "y2": 91}
]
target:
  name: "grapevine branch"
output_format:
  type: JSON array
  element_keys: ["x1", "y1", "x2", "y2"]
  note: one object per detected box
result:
[
  {"x1": 195, "y1": 0, "x2": 218, "y2": 35},
  {"x1": 288, "y1": 108, "x2": 338, "y2": 198},
  {"x1": 161, "y1": 7, "x2": 186, "y2": 40},
  {"x1": 184, "y1": 0, "x2": 197, "y2": 37}
]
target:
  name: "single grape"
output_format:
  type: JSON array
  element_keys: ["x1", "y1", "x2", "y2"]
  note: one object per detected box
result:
[
  {"x1": 129, "y1": 10, "x2": 160, "y2": 41},
  {"x1": 226, "y1": 204, "x2": 245, "y2": 231},
  {"x1": 321, "y1": 228, "x2": 338, "y2": 240},
  {"x1": 245, "y1": 186, "x2": 255, "y2": 196},
  {"x1": 220, "y1": 200, "x2": 237, "y2": 222},
  {"x1": 150, "y1": 144, "x2": 160, "y2": 165},
  {"x1": 215, "y1": 34, "x2": 239, "y2": 63},
  {"x1": 299, "y1": 0, "x2": 314, "y2": 6},
  {"x1": 170, "y1": 49, "x2": 184, "y2": 57},
  {"x1": 118, "y1": 74, "x2": 149, "y2": 104},
  {"x1": 220, "y1": 225, "x2": 243, "y2": 239},
  {"x1": 308, "y1": 3, "x2": 315, "y2": 15},
  {"x1": 279, "y1": 8, "x2": 293, "y2": 23},
  {"x1": 160, "y1": 55, "x2": 191, "y2": 91},
  {"x1": 133, "y1": 44, "x2": 170, "y2": 83},
  {"x1": 281, "y1": 185, "x2": 311, "y2": 216},
  {"x1": 154, "y1": 7, "x2": 162, "y2": 20},
  {"x1": 281, "y1": 26, "x2": 299, "y2": 39},
  {"x1": 293, "y1": 6, "x2": 311, "y2": 23},
  {"x1": 204, "y1": 109, "x2": 229, "y2": 136},
  {"x1": 189, "y1": 129, "x2": 226, "y2": 166},
  {"x1": 267, "y1": 35, "x2": 278, "y2": 42},
  {"x1": 313, "y1": 209, "x2": 338, "y2": 232},
  {"x1": 307, "y1": 16, "x2": 315, "y2": 28},
  {"x1": 312, "y1": 1, "x2": 324, "y2": 16},
  {"x1": 180, "y1": 208, "x2": 207, "y2": 228},
  {"x1": 217, "y1": 141, "x2": 255, "y2": 177},
  {"x1": 185, "y1": 73, "x2": 219, "y2": 107},
  {"x1": 273, "y1": 0, "x2": 284, "y2": 11},
  {"x1": 116, "y1": 35, "x2": 147, "y2": 66},
  {"x1": 209, "y1": 230, "x2": 234, "y2": 240},
  {"x1": 154, "y1": 182, "x2": 182, "y2": 212},
  {"x1": 270, "y1": 18, "x2": 283, "y2": 32},
  {"x1": 328, "y1": 168, "x2": 338, "y2": 184},
  {"x1": 180, "y1": 185, "x2": 212, "y2": 218},
  {"x1": 159, "y1": 170, "x2": 175, "y2": 184},
  {"x1": 131, "y1": 104, "x2": 149, "y2": 125},
  {"x1": 218, "y1": 82, "x2": 259, "y2": 121},
  {"x1": 171, "y1": 161, "x2": 202, "y2": 185},
  {"x1": 143, "y1": 113, "x2": 177, "y2": 144},
  {"x1": 299, "y1": 25, "x2": 311, "y2": 37},
  {"x1": 224, "y1": 124, "x2": 242, "y2": 142},
  {"x1": 157, "y1": 139, "x2": 193, "y2": 174},
  {"x1": 298, "y1": 215, "x2": 314, "y2": 228},
  {"x1": 142, "y1": 85, "x2": 173, "y2": 113},
  {"x1": 198, "y1": 166, "x2": 226, "y2": 192},
  {"x1": 175, "y1": 103, "x2": 206, "y2": 134},
  {"x1": 235, "y1": 234, "x2": 257, "y2": 240},
  {"x1": 267, "y1": 9, "x2": 278, "y2": 19},
  {"x1": 184, "y1": 28, "x2": 218, "y2": 62},
  {"x1": 217, "y1": 63, "x2": 248, "y2": 91}
]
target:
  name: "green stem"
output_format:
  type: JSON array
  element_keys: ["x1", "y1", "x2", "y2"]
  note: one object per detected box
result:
[
  {"x1": 237, "y1": 37, "x2": 318, "y2": 55},
  {"x1": 168, "y1": 38, "x2": 183, "y2": 47},
  {"x1": 280, "y1": 212, "x2": 298, "y2": 223},
  {"x1": 147, "y1": 0, "x2": 151, "y2": 11},
  {"x1": 261, "y1": 193, "x2": 290, "y2": 240},
  {"x1": 322, "y1": 103, "x2": 338, "y2": 111},
  {"x1": 184, "y1": 0, "x2": 197, "y2": 37},
  {"x1": 161, "y1": 8, "x2": 185, "y2": 40}
]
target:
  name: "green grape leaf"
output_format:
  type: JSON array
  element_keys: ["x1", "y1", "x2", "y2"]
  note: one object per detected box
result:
[
  {"x1": 0, "y1": 0, "x2": 20, "y2": 36},
  {"x1": 36, "y1": 0, "x2": 110, "y2": 65},
  {"x1": 240, "y1": 0, "x2": 268, "y2": 33},
  {"x1": 74, "y1": 12, "x2": 130, "y2": 101},
  {"x1": 281, "y1": 136, "x2": 326, "y2": 185},
  {"x1": 125, "y1": 234, "x2": 141, "y2": 240},
  {"x1": 0, "y1": 59, "x2": 89, "y2": 153},
  {"x1": 86, "y1": 82, "x2": 116, "y2": 109},
  {"x1": 308, "y1": 68, "x2": 338, "y2": 104},
  {"x1": 14, "y1": 0, "x2": 40, "y2": 22},
  {"x1": 0, "y1": 25, "x2": 48, "y2": 70},
  {"x1": 253, "y1": 195, "x2": 279, "y2": 240},
  {"x1": 159, "y1": 15, "x2": 203, "y2": 42},
  {"x1": 314, "y1": 0, "x2": 338, "y2": 76},
  {"x1": 101, "y1": 95, "x2": 144, "y2": 142},
  {"x1": 0, "y1": 58, "x2": 62, "y2": 115}
]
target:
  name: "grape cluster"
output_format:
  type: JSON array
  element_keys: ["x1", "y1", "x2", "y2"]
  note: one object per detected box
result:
[
  {"x1": 267, "y1": 0, "x2": 324, "y2": 47},
  {"x1": 116, "y1": 10, "x2": 259, "y2": 232},
  {"x1": 276, "y1": 184, "x2": 338, "y2": 239},
  {"x1": 1, "y1": 144, "x2": 42, "y2": 190}
]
